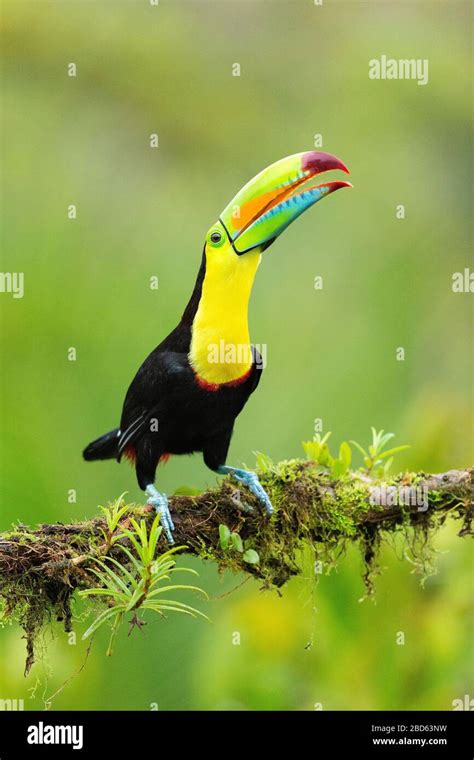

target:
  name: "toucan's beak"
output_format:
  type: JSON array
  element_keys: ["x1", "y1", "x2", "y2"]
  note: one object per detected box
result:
[{"x1": 219, "y1": 151, "x2": 351, "y2": 254}]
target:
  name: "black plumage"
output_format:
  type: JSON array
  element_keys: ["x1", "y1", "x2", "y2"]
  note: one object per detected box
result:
[{"x1": 83, "y1": 251, "x2": 262, "y2": 490}]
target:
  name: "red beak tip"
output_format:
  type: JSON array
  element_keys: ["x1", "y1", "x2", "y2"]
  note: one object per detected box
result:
[
  {"x1": 302, "y1": 150, "x2": 350, "y2": 177},
  {"x1": 326, "y1": 180, "x2": 353, "y2": 192}
]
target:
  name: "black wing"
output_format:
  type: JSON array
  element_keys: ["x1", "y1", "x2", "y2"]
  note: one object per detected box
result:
[{"x1": 117, "y1": 349, "x2": 188, "y2": 460}]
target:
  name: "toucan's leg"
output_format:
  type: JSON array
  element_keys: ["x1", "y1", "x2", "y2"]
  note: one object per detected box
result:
[
  {"x1": 216, "y1": 466, "x2": 273, "y2": 516},
  {"x1": 203, "y1": 432, "x2": 272, "y2": 516},
  {"x1": 136, "y1": 455, "x2": 175, "y2": 543},
  {"x1": 145, "y1": 484, "x2": 175, "y2": 543}
]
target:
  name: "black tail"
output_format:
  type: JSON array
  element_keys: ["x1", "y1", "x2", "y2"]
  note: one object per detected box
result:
[{"x1": 83, "y1": 428, "x2": 120, "y2": 461}]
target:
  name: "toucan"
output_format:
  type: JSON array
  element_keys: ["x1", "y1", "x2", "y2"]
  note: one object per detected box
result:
[{"x1": 83, "y1": 151, "x2": 351, "y2": 541}]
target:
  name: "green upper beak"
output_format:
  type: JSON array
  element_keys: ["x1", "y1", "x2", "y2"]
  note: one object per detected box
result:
[{"x1": 219, "y1": 151, "x2": 351, "y2": 254}]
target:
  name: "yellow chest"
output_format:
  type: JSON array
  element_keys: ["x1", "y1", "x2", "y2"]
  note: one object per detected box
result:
[{"x1": 189, "y1": 248, "x2": 261, "y2": 385}]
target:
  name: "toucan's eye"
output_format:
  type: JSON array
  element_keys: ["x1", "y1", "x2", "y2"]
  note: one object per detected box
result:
[{"x1": 207, "y1": 224, "x2": 226, "y2": 248}]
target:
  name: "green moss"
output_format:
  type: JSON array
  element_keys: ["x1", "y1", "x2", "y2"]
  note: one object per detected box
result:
[
  {"x1": 1, "y1": 529, "x2": 41, "y2": 544},
  {"x1": 1, "y1": 458, "x2": 470, "y2": 669}
]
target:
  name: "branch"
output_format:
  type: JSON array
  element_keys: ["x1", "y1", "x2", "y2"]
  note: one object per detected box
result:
[{"x1": 0, "y1": 462, "x2": 472, "y2": 673}]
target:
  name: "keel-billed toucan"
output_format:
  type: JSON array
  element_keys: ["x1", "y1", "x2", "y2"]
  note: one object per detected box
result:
[{"x1": 83, "y1": 151, "x2": 351, "y2": 541}]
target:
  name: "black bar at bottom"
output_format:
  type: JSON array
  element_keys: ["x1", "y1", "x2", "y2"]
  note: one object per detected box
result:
[{"x1": 0, "y1": 710, "x2": 471, "y2": 757}]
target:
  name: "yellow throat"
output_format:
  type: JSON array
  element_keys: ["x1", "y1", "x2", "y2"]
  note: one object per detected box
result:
[{"x1": 189, "y1": 242, "x2": 261, "y2": 385}]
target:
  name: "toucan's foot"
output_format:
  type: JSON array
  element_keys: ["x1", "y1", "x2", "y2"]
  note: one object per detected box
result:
[
  {"x1": 145, "y1": 485, "x2": 175, "y2": 543},
  {"x1": 217, "y1": 466, "x2": 273, "y2": 516}
]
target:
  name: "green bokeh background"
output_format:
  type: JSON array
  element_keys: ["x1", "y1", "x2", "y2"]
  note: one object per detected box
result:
[{"x1": 0, "y1": 0, "x2": 472, "y2": 710}]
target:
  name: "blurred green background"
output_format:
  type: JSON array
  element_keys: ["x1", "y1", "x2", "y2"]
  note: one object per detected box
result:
[{"x1": 0, "y1": 0, "x2": 472, "y2": 710}]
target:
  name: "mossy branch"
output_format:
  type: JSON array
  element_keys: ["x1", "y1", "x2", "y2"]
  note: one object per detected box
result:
[{"x1": 0, "y1": 462, "x2": 472, "y2": 673}]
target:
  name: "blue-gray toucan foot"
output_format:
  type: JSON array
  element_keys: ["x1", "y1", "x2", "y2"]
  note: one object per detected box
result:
[
  {"x1": 218, "y1": 466, "x2": 273, "y2": 516},
  {"x1": 145, "y1": 485, "x2": 175, "y2": 543}
]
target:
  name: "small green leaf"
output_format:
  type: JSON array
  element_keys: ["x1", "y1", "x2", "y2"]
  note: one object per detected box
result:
[
  {"x1": 331, "y1": 459, "x2": 345, "y2": 477},
  {"x1": 82, "y1": 606, "x2": 124, "y2": 640},
  {"x1": 371, "y1": 427, "x2": 380, "y2": 445},
  {"x1": 302, "y1": 440, "x2": 320, "y2": 462},
  {"x1": 377, "y1": 445, "x2": 410, "y2": 460},
  {"x1": 254, "y1": 451, "x2": 274, "y2": 473},
  {"x1": 317, "y1": 431, "x2": 332, "y2": 446},
  {"x1": 318, "y1": 444, "x2": 333, "y2": 467},
  {"x1": 378, "y1": 432, "x2": 395, "y2": 450},
  {"x1": 339, "y1": 441, "x2": 352, "y2": 469},
  {"x1": 243, "y1": 549, "x2": 260, "y2": 565},
  {"x1": 230, "y1": 532, "x2": 244, "y2": 553},
  {"x1": 219, "y1": 524, "x2": 231, "y2": 550},
  {"x1": 350, "y1": 440, "x2": 368, "y2": 460}
]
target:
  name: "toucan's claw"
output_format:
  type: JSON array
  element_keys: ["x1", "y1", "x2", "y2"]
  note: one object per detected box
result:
[
  {"x1": 218, "y1": 466, "x2": 273, "y2": 516},
  {"x1": 145, "y1": 485, "x2": 175, "y2": 543}
]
